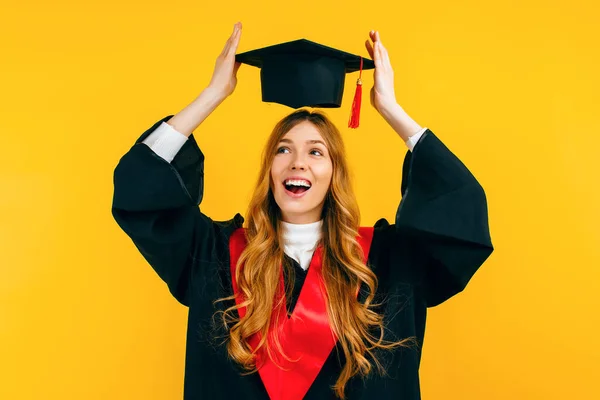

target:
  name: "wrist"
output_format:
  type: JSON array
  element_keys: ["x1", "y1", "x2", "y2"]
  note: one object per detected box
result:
[
  {"x1": 201, "y1": 86, "x2": 228, "y2": 105},
  {"x1": 377, "y1": 101, "x2": 402, "y2": 122},
  {"x1": 378, "y1": 102, "x2": 422, "y2": 142}
]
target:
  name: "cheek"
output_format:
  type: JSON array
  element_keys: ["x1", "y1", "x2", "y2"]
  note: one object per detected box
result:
[
  {"x1": 270, "y1": 162, "x2": 284, "y2": 190},
  {"x1": 314, "y1": 163, "x2": 333, "y2": 189}
]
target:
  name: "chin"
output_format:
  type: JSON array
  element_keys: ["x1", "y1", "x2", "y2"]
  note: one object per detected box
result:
[
  {"x1": 278, "y1": 203, "x2": 312, "y2": 216},
  {"x1": 275, "y1": 198, "x2": 312, "y2": 217}
]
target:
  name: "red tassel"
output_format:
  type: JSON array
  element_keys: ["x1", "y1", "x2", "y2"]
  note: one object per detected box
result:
[{"x1": 348, "y1": 56, "x2": 364, "y2": 129}]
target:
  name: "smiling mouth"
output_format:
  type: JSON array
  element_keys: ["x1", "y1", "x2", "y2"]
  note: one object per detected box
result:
[{"x1": 283, "y1": 179, "x2": 312, "y2": 195}]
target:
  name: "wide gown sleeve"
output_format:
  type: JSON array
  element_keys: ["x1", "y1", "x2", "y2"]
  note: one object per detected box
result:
[
  {"x1": 394, "y1": 129, "x2": 494, "y2": 307},
  {"x1": 111, "y1": 115, "x2": 243, "y2": 306}
]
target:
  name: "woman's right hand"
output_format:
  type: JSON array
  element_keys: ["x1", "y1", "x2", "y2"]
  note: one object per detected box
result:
[{"x1": 207, "y1": 22, "x2": 243, "y2": 99}]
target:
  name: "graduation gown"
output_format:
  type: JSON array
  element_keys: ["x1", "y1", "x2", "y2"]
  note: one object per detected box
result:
[{"x1": 111, "y1": 115, "x2": 494, "y2": 399}]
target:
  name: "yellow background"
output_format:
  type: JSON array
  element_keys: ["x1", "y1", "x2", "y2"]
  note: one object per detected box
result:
[{"x1": 1, "y1": 0, "x2": 598, "y2": 398}]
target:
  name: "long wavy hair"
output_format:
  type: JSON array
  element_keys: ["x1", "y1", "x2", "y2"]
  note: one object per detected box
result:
[{"x1": 215, "y1": 109, "x2": 412, "y2": 398}]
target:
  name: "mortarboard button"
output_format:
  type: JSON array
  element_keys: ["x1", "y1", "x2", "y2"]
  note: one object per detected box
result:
[{"x1": 235, "y1": 39, "x2": 374, "y2": 128}]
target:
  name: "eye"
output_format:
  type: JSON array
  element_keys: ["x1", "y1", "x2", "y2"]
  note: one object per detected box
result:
[
  {"x1": 276, "y1": 146, "x2": 290, "y2": 154},
  {"x1": 310, "y1": 149, "x2": 323, "y2": 156}
]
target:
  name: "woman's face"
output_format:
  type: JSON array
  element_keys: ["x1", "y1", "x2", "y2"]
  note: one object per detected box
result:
[{"x1": 270, "y1": 121, "x2": 333, "y2": 224}]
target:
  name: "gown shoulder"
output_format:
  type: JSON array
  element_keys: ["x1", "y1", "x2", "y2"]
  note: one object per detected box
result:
[
  {"x1": 367, "y1": 129, "x2": 494, "y2": 307},
  {"x1": 111, "y1": 115, "x2": 244, "y2": 306}
]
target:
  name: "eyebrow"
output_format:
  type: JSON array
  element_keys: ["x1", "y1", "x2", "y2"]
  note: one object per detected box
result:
[{"x1": 279, "y1": 138, "x2": 327, "y2": 146}]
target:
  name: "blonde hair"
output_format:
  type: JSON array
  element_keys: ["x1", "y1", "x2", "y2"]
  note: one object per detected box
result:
[{"x1": 215, "y1": 109, "x2": 412, "y2": 398}]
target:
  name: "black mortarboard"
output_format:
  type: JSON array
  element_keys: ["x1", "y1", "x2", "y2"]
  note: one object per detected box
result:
[{"x1": 235, "y1": 39, "x2": 374, "y2": 128}]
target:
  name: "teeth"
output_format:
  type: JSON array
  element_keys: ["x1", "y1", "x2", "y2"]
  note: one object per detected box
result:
[{"x1": 285, "y1": 179, "x2": 311, "y2": 188}]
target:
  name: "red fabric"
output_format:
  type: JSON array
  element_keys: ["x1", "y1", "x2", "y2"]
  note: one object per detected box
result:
[
  {"x1": 348, "y1": 56, "x2": 364, "y2": 129},
  {"x1": 229, "y1": 227, "x2": 374, "y2": 400}
]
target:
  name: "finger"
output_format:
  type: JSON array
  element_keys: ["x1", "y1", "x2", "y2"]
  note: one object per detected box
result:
[
  {"x1": 220, "y1": 37, "x2": 232, "y2": 57},
  {"x1": 378, "y1": 41, "x2": 391, "y2": 72},
  {"x1": 233, "y1": 25, "x2": 242, "y2": 48},
  {"x1": 220, "y1": 24, "x2": 239, "y2": 56},
  {"x1": 365, "y1": 39, "x2": 374, "y2": 59},
  {"x1": 378, "y1": 41, "x2": 391, "y2": 70},
  {"x1": 227, "y1": 28, "x2": 241, "y2": 56},
  {"x1": 370, "y1": 30, "x2": 376, "y2": 42},
  {"x1": 374, "y1": 41, "x2": 383, "y2": 69},
  {"x1": 231, "y1": 22, "x2": 239, "y2": 36}
]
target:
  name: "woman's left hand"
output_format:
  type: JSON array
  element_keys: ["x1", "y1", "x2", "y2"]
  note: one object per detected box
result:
[{"x1": 365, "y1": 31, "x2": 397, "y2": 114}]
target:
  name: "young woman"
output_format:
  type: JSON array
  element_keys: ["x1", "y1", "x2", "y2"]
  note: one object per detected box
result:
[{"x1": 112, "y1": 23, "x2": 493, "y2": 400}]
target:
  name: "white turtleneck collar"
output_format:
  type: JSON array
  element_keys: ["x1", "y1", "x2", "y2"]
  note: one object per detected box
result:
[{"x1": 281, "y1": 220, "x2": 323, "y2": 271}]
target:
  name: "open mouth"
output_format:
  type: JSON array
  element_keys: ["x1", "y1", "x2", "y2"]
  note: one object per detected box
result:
[{"x1": 283, "y1": 178, "x2": 312, "y2": 195}]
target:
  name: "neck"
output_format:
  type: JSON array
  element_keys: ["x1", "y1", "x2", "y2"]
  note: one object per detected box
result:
[
  {"x1": 281, "y1": 219, "x2": 323, "y2": 230},
  {"x1": 280, "y1": 220, "x2": 323, "y2": 241},
  {"x1": 280, "y1": 219, "x2": 323, "y2": 271}
]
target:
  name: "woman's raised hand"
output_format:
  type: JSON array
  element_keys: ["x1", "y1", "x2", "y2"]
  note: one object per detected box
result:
[
  {"x1": 364, "y1": 30, "x2": 398, "y2": 114},
  {"x1": 207, "y1": 22, "x2": 243, "y2": 99}
]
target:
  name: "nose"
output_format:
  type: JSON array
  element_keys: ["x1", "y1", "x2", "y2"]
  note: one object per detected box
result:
[{"x1": 290, "y1": 154, "x2": 307, "y2": 171}]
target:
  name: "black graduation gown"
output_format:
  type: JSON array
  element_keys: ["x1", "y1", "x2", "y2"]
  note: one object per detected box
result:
[{"x1": 111, "y1": 115, "x2": 493, "y2": 400}]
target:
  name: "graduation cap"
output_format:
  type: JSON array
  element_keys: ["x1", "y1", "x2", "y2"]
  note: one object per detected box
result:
[{"x1": 235, "y1": 39, "x2": 375, "y2": 128}]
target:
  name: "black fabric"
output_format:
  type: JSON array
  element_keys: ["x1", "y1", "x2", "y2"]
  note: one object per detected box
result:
[
  {"x1": 235, "y1": 39, "x2": 375, "y2": 108},
  {"x1": 111, "y1": 115, "x2": 494, "y2": 399},
  {"x1": 282, "y1": 255, "x2": 308, "y2": 316}
]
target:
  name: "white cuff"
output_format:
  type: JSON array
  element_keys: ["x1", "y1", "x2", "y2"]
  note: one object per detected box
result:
[
  {"x1": 405, "y1": 127, "x2": 428, "y2": 152},
  {"x1": 141, "y1": 121, "x2": 188, "y2": 163}
]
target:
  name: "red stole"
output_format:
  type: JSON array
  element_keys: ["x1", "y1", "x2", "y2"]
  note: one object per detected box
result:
[{"x1": 228, "y1": 227, "x2": 374, "y2": 400}]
